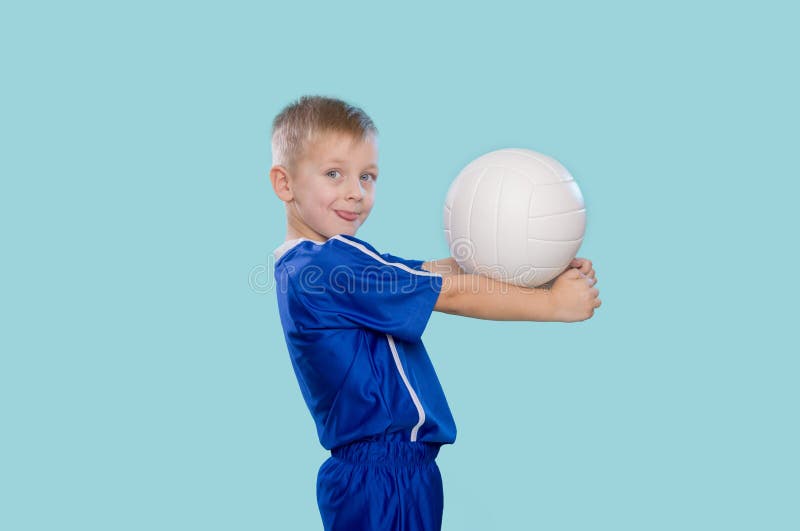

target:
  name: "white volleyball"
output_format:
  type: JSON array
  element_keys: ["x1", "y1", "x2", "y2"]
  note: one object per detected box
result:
[{"x1": 443, "y1": 148, "x2": 586, "y2": 288}]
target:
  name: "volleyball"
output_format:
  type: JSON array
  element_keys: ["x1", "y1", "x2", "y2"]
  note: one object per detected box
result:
[{"x1": 443, "y1": 148, "x2": 586, "y2": 288}]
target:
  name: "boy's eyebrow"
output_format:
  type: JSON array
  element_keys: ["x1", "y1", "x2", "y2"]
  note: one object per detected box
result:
[{"x1": 324, "y1": 159, "x2": 379, "y2": 171}]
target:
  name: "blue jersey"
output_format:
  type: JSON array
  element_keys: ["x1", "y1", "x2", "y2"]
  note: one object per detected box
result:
[{"x1": 273, "y1": 233, "x2": 457, "y2": 450}]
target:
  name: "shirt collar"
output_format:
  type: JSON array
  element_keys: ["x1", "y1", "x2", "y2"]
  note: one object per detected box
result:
[{"x1": 272, "y1": 237, "x2": 326, "y2": 262}]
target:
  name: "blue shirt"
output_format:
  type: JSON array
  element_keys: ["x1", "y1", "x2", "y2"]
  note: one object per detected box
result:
[{"x1": 273, "y1": 233, "x2": 457, "y2": 450}]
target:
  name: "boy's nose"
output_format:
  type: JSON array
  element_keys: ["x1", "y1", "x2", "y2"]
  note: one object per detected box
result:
[{"x1": 345, "y1": 178, "x2": 364, "y2": 201}]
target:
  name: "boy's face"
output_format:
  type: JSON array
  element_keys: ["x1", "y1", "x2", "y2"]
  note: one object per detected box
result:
[{"x1": 282, "y1": 131, "x2": 378, "y2": 241}]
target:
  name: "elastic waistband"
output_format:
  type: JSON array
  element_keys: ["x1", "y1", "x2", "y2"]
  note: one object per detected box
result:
[{"x1": 331, "y1": 438, "x2": 441, "y2": 465}]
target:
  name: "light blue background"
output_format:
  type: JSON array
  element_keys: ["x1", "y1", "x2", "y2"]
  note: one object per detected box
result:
[{"x1": 2, "y1": 1, "x2": 797, "y2": 529}]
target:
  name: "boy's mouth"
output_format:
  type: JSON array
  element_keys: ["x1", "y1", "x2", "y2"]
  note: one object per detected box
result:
[{"x1": 335, "y1": 210, "x2": 359, "y2": 222}]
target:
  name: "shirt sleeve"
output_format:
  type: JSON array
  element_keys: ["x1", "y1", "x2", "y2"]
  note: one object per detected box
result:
[
  {"x1": 378, "y1": 251, "x2": 426, "y2": 272},
  {"x1": 289, "y1": 237, "x2": 443, "y2": 342}
]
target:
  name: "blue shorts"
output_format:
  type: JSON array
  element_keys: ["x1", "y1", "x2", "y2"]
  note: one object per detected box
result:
[{"x1": 317, "y1": 434, "x2": 444, "y2": 530}]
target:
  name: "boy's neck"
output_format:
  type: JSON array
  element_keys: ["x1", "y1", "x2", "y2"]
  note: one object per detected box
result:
[{"x1": 286, "y1": 227, "x2": 327, "y2": 243}]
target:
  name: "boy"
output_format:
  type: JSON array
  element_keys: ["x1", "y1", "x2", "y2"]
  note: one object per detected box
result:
[{"x1": 269, "y1": 95, "x2": 601, "y2": 530}]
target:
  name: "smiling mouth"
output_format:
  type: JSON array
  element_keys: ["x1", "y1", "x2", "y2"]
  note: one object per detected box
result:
[{"x1": 335, "y1": 210, "x2": 359, "y2": 221}]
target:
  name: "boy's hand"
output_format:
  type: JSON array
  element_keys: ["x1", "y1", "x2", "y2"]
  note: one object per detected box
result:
[
  {"x1": 569, "y1": 257, "x2": 595, "y2": 280},
  {"x1": 549, "y1": 265, "x2": 601, "y2": 322}
]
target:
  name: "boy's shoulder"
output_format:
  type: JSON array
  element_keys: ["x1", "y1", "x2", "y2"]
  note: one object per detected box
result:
[
  {"x1": 272, "y1": 234, "x2": 430, "y2": 275},
  {"x1": 272, "y1": 234, "x2": 375, "y2": 266}
]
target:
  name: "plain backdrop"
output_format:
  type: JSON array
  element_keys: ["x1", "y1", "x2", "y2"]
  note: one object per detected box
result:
[{"x1": 1, "y1": 1, "x2": 798, "y2": 530}]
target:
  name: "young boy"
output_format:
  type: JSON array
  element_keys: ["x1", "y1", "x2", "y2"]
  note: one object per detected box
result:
[{"x1": 269, "y1": 95, "x2": 601, "y2": 530}]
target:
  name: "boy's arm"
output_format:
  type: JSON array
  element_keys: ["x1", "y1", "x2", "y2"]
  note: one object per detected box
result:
[
  {"x1": 434, "y1": 268, "x2": 600, "y2": 322},
  {"x1": 421, "y1": 257, "x2": 554, "y2": 319},
  {"x1": 420, "y1": 257, "x2": 463, "y2": 276},
  {"x1": 433, "y1": 273, "x2": 556, "y2": 321}
]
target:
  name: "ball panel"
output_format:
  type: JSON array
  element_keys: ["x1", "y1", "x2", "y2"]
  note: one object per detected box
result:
[
  {"x1": 528, "y1": 180, "x2": 585, "y2": 217},
  {"x1": 504, "y1": 149, "x2": 574, "y2": 184},
  {"x1": 444, "y1": 165, "x2": 483, "y2": 212},
  {"x1": 526, "y1": 237, "x2": 583, "y2": 268},
  {"x1": 469, "y1": 167, "x2": 504, "y2": 266},
  {"x1": 527, "y1": 208, "x2": 586, "y2": 241},
  {"x1": 484, "y1": 150, "x2": 558, "y2": 185},
  {"x1": 496, "y1": 167, "x2": 535, "y2": 272},
  {"x1": 509, "y1": 265, "x2": 565, "y2": 288},
  {"x1": 446, "y1": 166, "x2": 487, "y2": 264},
  {"x1": 444, "y1": 172, "x2": 462, "y2": 211},
  {"x1": 445, "y1": 229, "x2": 478, "y2": 274},
  {"x1": 475, "y1": 148, "x2": 573, "y2": 185}
]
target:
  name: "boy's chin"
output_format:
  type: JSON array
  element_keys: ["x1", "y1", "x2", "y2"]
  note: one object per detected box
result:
[{"x1": 334, "y1": 224, "x2": 363, "y2": 237}]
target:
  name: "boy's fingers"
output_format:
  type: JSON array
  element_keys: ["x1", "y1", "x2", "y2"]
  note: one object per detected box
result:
[{"x1": 571, "y1": 257, "x2": 592, "y2": 270}]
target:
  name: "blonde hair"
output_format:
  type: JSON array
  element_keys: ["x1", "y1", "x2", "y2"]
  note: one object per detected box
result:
[{"x1": 271, "y1": 95, "x2": 379, "y2": 171}]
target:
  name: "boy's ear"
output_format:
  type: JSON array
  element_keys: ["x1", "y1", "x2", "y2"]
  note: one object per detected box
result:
[{"x1": 270, "y1": 165, "x2": 294, "y2": 202}]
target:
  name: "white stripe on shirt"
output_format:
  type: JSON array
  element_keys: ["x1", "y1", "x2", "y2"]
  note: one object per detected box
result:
[
  {"x1": 331, "y1": 235, "x2": 441, "y2": 277},
  {"x1": 386, "y1": 333, "x2": 426, "y2": 442}
]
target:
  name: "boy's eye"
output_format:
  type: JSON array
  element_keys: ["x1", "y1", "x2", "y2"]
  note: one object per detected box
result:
[{"x1": 326, "y1": 170, "x2": 376, "y2": 182}]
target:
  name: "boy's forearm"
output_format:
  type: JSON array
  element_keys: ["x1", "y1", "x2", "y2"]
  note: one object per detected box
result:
[{"x1": 434, "y1": 273, "x2": 556, "y2": 321}]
